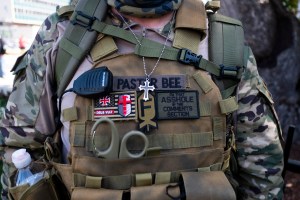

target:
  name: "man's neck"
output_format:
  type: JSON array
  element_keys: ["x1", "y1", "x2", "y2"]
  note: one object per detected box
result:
[{"x1": 112, "y1": 8, "x2": 174, "y2": 29}]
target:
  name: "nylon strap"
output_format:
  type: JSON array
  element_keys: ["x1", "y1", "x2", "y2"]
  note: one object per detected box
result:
[
  {"x1": 135, "y1": 173, "x2": 152, "y2": 186},
  {"x1": 193, "y1": 71, "x2": 213, "y2": 94},
  {"x1": 91, "y1": 21, "x2": 242, "y2": 80},
  {"x1": 56, "y1": 0, "x2": 107, "y2": 97},
  {"x1": 219, "y1": 96, "x2": 239, "y2": 114}
]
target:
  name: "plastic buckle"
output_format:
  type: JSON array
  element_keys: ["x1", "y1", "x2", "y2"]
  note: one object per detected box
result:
[
  {"x1": 71, "y1": 11, "x2": 96, "y2": 31},
  {"x1": 219, "y1": 64, "x2": 241, "y2": 79},
  {"x1": 178, "y1": 49, "x2": 202, "y2": 67}
]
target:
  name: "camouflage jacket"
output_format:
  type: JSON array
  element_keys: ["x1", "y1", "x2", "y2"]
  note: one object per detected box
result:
[{"x1": 0, "y1": 7, "x2": 284, "y2": 200}]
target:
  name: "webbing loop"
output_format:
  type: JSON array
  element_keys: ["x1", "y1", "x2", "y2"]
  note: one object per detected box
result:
[{"x1": 71, "y1": 11, "x2": 96, "y2": 31}]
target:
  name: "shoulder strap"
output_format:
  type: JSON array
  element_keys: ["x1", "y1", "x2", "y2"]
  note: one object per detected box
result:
[
  {"x1": 55, "y1": 0, "x2": 107, "y2": 97},
  {"x1": 208, "y1": 13, "x2": 245, "y2": 99}
]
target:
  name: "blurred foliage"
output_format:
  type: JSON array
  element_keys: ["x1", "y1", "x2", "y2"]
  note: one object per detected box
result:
[{"x1": 282, "y1": 0, "x2": 299, "y2": 14}]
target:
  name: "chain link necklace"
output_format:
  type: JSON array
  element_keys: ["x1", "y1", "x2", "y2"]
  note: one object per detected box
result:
[{"x1": 117, "y1": 11, "x2": 176, "y2": 101}]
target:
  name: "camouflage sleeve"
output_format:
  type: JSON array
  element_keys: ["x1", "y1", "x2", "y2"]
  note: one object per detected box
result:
[
  {"x1": 235, "y1": 47, "x2": 284, "y2": 199},
  {"x1": 0, "y1": 13, "x2": 61, "y2": 149}
]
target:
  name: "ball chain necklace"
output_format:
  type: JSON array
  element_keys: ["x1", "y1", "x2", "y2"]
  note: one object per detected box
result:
[{"x1": 117, "y1": 11, "x2": 176, "y2": 101}]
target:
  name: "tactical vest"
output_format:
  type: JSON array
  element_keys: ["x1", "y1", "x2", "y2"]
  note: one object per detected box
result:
[
  {"x1": 52, "y1": 0, "x2": 242, "y2": 199},
  {"x1": 6, "y1": 0, "x2": 246, "y2": 199}
]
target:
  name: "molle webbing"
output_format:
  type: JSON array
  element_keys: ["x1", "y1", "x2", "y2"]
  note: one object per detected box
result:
[
  {"x1": 73, "y1": 163, "x2": 222, "y2": 190},
  {"x1": 72, "y1": 124, "x2": 215, "y2": 151},
  {"x1": 55, "y1": 0, "x2": 107, "y2": 97},
  {"x1": 72, "y1": 149, "x2": 223, "y2": 178}
]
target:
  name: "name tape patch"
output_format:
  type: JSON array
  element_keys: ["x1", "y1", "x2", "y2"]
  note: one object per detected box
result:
[
  {"x1": 113, "y1": 75, "x2": 186, "y2": 91},
  {"x1": 93, "y1": 91, "x2": 137, "y2": 120},
  {"x1": 156, "y1": 91, "x2": 200, "y2": 120}
]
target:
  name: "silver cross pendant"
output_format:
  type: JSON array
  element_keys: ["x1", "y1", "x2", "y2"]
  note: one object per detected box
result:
[{"x1": 139, "y1": 78, "x2": 155, "y2": 101}]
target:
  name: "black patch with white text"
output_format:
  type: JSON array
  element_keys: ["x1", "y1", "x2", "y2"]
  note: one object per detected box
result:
[
  {"x1": 155, "y1": 91, "x2": 200, "y2": 120},
  {"x1": 113, "y1": 75, "x2": 186, "y2": 91}
]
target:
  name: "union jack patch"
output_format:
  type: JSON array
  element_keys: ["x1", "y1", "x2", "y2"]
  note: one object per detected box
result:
[{"x1": 93, "y1": 91, "x2": 137, "y2": 120}]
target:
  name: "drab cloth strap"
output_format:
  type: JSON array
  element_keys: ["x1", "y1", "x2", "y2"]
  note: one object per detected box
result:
[
  {"x1": 56, "y1": 0, "x2": 107, "y2": 97},
  {"x1": 91, "y1": 21, "x2": 242, "y2": 79},
  {"x1": 219, "y1": 96, "x2": 239, "y2": 114}
]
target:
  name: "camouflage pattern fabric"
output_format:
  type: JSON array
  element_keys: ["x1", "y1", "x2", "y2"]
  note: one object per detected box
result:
[
  {"x1": 236, "y1": 48, "x2": 284, "y2": 199},
  {"x1": 0, "y1": 12, "x2": 61, "y2": 200},
  {"x1": 107, "y1": 0, "x2": 182, "y2": 17}
]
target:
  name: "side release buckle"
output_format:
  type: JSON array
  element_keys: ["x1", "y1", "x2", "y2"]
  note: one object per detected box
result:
[
  {"x1": 71, "y1": 11, "x2": 96, "y2": 31},
  {"x1": 178, "y1": 49, "x2": 202, "y2": 67},
  {"x1": 219, "y1": 64, "x2": 242, "y2": 79}
]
